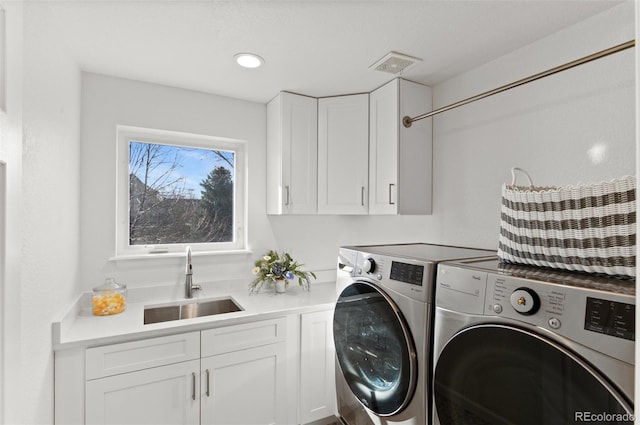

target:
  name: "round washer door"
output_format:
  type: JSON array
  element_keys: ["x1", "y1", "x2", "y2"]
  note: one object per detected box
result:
[
  {"x1": 434, "y1": 325, "x2": 633, "y2": 425},
  {"x1": 333, "y1": 281, "x2": 417, "y2": 416}
]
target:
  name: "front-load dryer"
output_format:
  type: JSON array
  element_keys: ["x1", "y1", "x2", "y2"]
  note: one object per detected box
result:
[
  {"x1": 433, "y1": 258, "x2": 635, "y2": 425},
  {"x1": 333, "y1": 243, "x2": 495, "y2": 425}
]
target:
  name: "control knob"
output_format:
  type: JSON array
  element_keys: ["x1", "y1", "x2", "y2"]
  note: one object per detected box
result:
[
  {"x1": 362, "y1": 258, "x2": 376, "y2": 274},
  {"x1": 510, "y1": 287, "x2": 540, "y2": 315}
]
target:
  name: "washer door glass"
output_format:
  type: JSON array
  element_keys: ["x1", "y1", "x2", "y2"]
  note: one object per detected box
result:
[
  {"x1": 333, "y1": 282, "x2": 417, "y2": 416},
  {"x1": 434, "y1": 325, "x2": 633, "y2": 425}
]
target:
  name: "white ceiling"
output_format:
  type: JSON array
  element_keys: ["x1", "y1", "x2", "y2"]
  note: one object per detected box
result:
[{"x1": 43, "y1": 0, "x2": 623, "y2": 104}]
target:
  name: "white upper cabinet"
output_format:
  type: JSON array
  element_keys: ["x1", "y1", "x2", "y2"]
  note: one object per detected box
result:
[
  {"x1": 317, "y1": 94, "x2": 369, "y2": 214},
  {"x1": 369, "y1": 80, "x2": 399, "y2": 214},
  {"x1": 267, "y1": 80, "x2": 432, "y2": 216},
  {"x1": 267, "y1": 92, "x2": 318, "y2": 214},
  {"x1": 369, "y1": 78, "x2": 432, "y2": 215}
]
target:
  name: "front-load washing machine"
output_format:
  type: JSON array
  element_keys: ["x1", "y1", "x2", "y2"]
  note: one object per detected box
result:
[
  {"x1": 433, "y1": 258, "x2": 635, "y2": 425},
  {"x1": 334, "y1": 243, "x2": 495, "y2": 425}
]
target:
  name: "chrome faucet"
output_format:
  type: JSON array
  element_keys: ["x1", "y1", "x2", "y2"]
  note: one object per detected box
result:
[{"x1": 185, "y1": 246, "x2": 201, "y2": 298}]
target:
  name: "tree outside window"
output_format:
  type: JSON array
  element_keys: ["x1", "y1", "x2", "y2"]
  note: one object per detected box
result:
[{"x1": 128, "y1": 141, "x2": 235, "y2": 246}]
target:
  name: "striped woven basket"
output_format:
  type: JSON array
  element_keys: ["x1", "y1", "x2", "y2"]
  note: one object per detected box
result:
[{"x1": 497, "y1": 168, "x2": 636, "y2": 278}]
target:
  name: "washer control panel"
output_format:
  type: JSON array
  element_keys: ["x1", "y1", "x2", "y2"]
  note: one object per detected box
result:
[
  {"x1": 485, "y1": 273, "x2": 634, "y2": 364},
  {"x1": 435, "y1": 263, "x2": 635, "y2": 364},
  {"x1": 490, "y1": 277, "x2": 565, "y2": 321},
  {"x1": 353, "y1": 252, "x2": 432, "y2": 303}
]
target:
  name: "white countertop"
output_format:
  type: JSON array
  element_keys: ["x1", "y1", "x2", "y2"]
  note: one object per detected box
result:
[{"x1": 53, "y1": 280, "x2": 337, "y2": 350}]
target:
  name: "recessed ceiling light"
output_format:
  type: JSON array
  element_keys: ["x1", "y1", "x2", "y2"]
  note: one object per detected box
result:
[{"x1": 234, "y1": 53, "x2": 264, "y2": 69}]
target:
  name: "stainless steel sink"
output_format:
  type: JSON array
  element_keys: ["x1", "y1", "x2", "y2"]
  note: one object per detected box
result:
[{"x1": 144, "y1": 298, "x2": 242, "y2": 325}]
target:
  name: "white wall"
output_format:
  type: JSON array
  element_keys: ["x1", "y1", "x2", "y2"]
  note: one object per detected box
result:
[
  {"x1": 80, "y1": 74, "x2": 273, "y2": 290},
  {"x1": 5, "y1": 2, "x2": 82, "y2": 424},
  {"x1": 79, "y1": 73, "x2": 444, "y2": 290},
  {"x1": 80, "y1": 2, "x2": 635, "y2": 295},
  {"x1": 271, "y1": 2, "x2": 635, "y2": 267},
  {"x1": 431, "y1": 2, "x2": 635, "y2": 249},
  {"x1": 0, "y1": 1, "x2": 23, "y2": 423},
  {"x1": 0, "y1": 1, "x2": 624, "y2": 424}
]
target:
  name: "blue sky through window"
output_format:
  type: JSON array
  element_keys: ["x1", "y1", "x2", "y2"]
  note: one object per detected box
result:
[{"x1": 129, "y1": 141, "x2": 235, "y2": 200}]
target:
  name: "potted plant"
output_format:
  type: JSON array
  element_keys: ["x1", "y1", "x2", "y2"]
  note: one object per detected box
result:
[{"x1": 250, "y1": 250, "x2": 316, "y2": 293}]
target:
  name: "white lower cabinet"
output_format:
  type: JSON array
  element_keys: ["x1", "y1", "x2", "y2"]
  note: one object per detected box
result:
[
  {"x1": 86, "y1": 360, "x2": 200, "y2": 425},
  {"x1": 299, "y1": 310, "x2": 336, "y2": 424},
  {"x1": 85, "y1": 332, "x2": 201, "y2": 425},
  {"x1": 200, "y1": 318, "x2": 288, "y2": 425},
  {"x1": 82, "y1": 319, "x2": 290, "y2": 425},
  {"x1": 56, "y1": 313, "x2": 335, "y2": 425},
  {"x1": 201, "y1": 344, "x2": 287, "y2": 425}
]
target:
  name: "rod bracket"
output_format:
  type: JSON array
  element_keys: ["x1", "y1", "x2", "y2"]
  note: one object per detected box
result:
[{"x1": 402, "y1": 116, "x2": 413, "y2": 128}]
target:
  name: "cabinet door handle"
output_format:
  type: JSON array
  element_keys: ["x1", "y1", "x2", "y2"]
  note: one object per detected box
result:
[
  {"x1": 389, "y1": 183, "x2": 395, "y2": 205},
  {"x1": 284, "y1": 185, "x2": 290, "y2": 206},
  {"x1": 192, "y1": 372, "x2": 196, "y2": 401},
  {"x1": 205, "y1": 369, "x2": 211, "y2": 397},
  {"x1": 361, "y1": 186, "x2": 365, "y2": 206}
]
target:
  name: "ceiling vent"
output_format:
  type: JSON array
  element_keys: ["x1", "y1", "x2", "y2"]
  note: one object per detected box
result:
[{"x1": 369, "y1": 51, "x2": 422, "y2": 74}]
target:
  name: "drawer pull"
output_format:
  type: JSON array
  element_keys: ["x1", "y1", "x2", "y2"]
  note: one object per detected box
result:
[
  {"x1": 192, "y1": 372, "x2": 196, "y2": 401},
  {"x1": 206, "y1": 369, "x2": 211, "y2": 397}
]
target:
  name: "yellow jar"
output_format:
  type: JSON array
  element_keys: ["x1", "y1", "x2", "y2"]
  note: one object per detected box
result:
[{"x1": 92, "y1": 278, "x2": 127, "y2": 316}]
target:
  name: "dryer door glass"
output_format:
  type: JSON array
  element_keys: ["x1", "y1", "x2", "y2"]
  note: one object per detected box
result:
[
  {"x1": 434, "y1": 325, "x2": 633, "y2": 425},
  {"x1": 333, "y1": 282, "x2": 417, "y2": 416}
]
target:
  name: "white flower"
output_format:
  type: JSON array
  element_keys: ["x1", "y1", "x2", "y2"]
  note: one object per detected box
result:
[
  {"x1": 252, "y1": 267, "x2": 260, "y2": 275},
  {"x1": 263, "y1": 255, "x2": 271, "y2": 261}
]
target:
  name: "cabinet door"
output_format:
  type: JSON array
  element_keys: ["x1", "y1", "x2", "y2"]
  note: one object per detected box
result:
[
  {"x1": 317, "y1": 94, "x2": 369, "y2": 214},
  {"x1": 300, "y1": 310, "x2": 336, "y2": 424},
  {"x1": 369, "y1": 79, "x2": 400, "y2": 214},
  {"x1": 398, "y1": 79, "x2": 432, "y2": 215},
  {"x1": 369, "y1": 79, "x2": 433, "y2": 215},
  {"x1": 267, "y1": 92, "x2": 318, "y2": 214},
  {"x1": 201, "y1": 343, "x2": 287, "y2": 425},
  {"x1": 86, "y1": 359, "x2": 200, "y2": 425}
]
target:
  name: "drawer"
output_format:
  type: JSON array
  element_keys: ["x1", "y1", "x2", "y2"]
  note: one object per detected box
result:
[
  {"x1": 86, "y1": 332, "x2": 200, "y2": 380},
  {"x1": 201, "y1": 317, "x2": 286, "y2": 357}
]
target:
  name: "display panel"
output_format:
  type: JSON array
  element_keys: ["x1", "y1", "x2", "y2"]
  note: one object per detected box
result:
[
  {"x1": 390, "y1": 261, "x2": 424, "y2": 286},
  {"x1": 584, "y1": 297, "x2": 635, "y2": 341}
]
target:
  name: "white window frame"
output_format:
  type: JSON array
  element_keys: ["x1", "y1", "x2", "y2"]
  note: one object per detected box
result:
[{"x1": 116, "y1": 125, "x2": 247, "y2": 257}]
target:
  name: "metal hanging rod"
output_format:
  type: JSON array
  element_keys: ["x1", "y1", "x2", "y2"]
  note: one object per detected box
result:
[{"x1": 402, "y1": 39, "x2": 635, "y2": 128}]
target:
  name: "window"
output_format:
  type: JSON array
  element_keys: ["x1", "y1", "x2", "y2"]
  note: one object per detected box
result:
[{"x1": 116, "y1": 126, "x2": 246, "y2": 256}]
